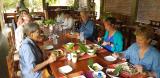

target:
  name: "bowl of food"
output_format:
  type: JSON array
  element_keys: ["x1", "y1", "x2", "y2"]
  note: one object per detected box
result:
[
  {"x1": 87, "y1": 49, "x2": 96, "y2": 56},
  {"x1": 53, "y1": 49, "x2": 64, "y2": 57},
  {"x1": 106, "y1": 68, "x2": 119, "y2": 78},
  {"x1": 106, "y1": 62, "x2": 138, "y2": 78},
  {"x1": 88, "y1": 63, "x2": 103, "y2": 72},
  {"x1": 87, "y1": 44, "x2": 102, "y2": 50},
  {"x1": 63, "y1": 42, "x2": 74, "y2": 51}
]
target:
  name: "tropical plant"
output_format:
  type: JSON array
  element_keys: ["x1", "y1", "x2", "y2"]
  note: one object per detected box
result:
[{"x1": 43, "y1": 19, "x2": 56, "y2": 26}]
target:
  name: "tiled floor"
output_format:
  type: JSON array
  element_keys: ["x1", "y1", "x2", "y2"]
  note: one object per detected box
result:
[{"x1": 0, "y1": 32, "x2": 9, "y2": 78}]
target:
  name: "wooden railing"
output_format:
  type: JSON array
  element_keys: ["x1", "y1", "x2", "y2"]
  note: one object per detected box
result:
[{"x1": 4, "y1": 12, "x2": 45, "y2": 23}]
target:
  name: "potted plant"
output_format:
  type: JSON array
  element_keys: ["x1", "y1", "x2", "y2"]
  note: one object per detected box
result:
[{"x1": 43, "y1": 19, "x2": 56, "y2": 27}]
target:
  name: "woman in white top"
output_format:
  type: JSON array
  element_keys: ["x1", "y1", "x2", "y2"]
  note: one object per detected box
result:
[
  {"x1": 15, "y1": 15, "x2": 32, "y2": 51},
  {"x1": 61, "y1": 12, "x2": 74, "y2": 30}
]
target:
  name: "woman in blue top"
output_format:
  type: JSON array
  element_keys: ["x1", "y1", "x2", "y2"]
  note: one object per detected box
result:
[
  {"x1": 113, "y1": 26, "x2": 160, "y2": 78},
  {"x1": 98, "y1": 16, "x2": 123, "y2": 52},
  {"x1": 19, "y1": 23, "x2": 56, "y2": 78}
]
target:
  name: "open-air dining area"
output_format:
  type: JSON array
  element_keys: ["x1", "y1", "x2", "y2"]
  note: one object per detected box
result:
[{"x1": 0, "y1": 0, "x2": 160, "y2": 78}]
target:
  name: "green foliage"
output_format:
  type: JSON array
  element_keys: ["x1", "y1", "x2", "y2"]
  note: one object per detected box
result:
[
  {"x1": 3, "y1": 0, "x2": 42, "y2": 12},
  {"x1": 3, "y1": 0, "x2": 18, "y2": 11},
  {"x1": 31, "y1": 0, "x2": 43, "y2": 12},
  {"x1": 101, "y1": 12, "x2": 112, "y2": 19},
  {"x1": 43, "y1": 19, "x2": 56, "y2": 25},
  {"x1": 113, "y1": 65, "x2": 122, "y2": 76},
  {"x1": 88, "y1": 59, "x2": 94, "y2": 68},
  {"x1": 78, "y1": 41, "x2": 88, "y2": 53},
  {"x1": 64, "y1": 43, "x2": 74, "y2": 52}
]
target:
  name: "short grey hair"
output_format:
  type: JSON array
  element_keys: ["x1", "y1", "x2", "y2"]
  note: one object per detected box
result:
[
  {"x1": 80, "y1": 11, "x2": 89, "y2": 16},
  {"x1": 134, "y1": 26, "x2": 154, "y2": 40},
  {"x1": 24, "y1": 23, "x2": 39, "y2": 36}
]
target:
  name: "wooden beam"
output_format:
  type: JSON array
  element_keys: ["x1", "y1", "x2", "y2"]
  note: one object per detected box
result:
[
  {"x1": 42, "y1": 0, "x2": 45, "y2": 10},
  {"x1": 130, "y1": 0, "x2": 139, "y2": 24},
  {"x1": 100, "y1": 0, "x2": 104, "y2": 18}
]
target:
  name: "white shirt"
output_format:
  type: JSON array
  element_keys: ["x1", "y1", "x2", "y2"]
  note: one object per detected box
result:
[
  {"x1": 15, "y1": 25, "x2": 24, "y2": 51},
  {"x1": 61, "y1": 17, "x2": 74, "y2": 30},
  {"x1": 56, "y1": 13, "x2": 64, "y2": 24}
]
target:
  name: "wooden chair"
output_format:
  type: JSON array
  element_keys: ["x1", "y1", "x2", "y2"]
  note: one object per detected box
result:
[
  {"x1": 7, "y1": 26, "x2": 16, "y2": 50},
  {"x1": 6, "y1": 48, "x2": 20, "y2": 78},
  {"x1": 119, "y1": 26, "x2": 136, "y2": 50}
]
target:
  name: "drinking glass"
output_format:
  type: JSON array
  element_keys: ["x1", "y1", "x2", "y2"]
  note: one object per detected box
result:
[{"x1": 80, "y1": 32, "x2": 84, "y2": 41}]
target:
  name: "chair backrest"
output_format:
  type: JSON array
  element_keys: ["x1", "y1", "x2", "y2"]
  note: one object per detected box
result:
[
  {"x1": 12, "y1": 19, "x2": 17, "y2": 32},
  {"x1": 150, "y1": 20, "x2": 160, "y2": 27},
  {"x1": 6, "y1": 48, "x2": 18, "y2": 78},
  {"x1": 7, "y1": 26, "x2": 16, "y2": 50}
]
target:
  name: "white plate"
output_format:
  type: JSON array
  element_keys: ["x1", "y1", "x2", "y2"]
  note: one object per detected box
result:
[
  {"x1": 67, "y1": 42, "x2": 74, "y2": 45},
  {"x1": 44, "y1": 45, "x2": 54, "y2": 50},
  {"x1": 104, "y1": 56, "x2": 117, "y2": 61},
  {"x1": 88, "y1": 63, "x2": 103, "y2": 71},
  {"x1": 58, "y1": 65, "x2": 73, "y2": 74},
  {"x1": 106, "y1": 68, "x2": 119, "y2": 78},
  {"x1": 93, "y1": 71, "x2": 106, "y2": 78},
  {"x1": 73, "y1": 75, "x2": 86, "y2": 78}
]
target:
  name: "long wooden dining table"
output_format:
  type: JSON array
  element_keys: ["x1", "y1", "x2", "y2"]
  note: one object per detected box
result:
[
  {"x1": 41, "y1": 31, "x2": 147, "y2": 78},
  {"x1": 41, "y1": 32, "x2": 121, "y2": 78}
]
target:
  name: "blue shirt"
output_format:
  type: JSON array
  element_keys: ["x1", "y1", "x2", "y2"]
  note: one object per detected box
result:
[
  {"x1": 19, "y1": 37, "x2": 42, "y2": 78},
  {"x1": 80, "y1": 20, "x2": 94, "y2": 39},
  {"x1": 103, "y1": 31, "x2": 123, "y2": 52},
  {"x1": 124, "y1": 43, "x2": 160, "y2": 78}
]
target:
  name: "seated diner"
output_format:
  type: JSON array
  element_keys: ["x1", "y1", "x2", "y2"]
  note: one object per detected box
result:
[
  {"x1": 98, "y1": 16, "x2": 123, "y2": 52},
  {"x1": 113, "y1": 26, "x2": 160, "y2": 78}
]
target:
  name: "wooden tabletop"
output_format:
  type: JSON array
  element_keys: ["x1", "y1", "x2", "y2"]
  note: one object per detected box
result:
[
  {"x1": 42, "y1": 32, "x2": 147, "y2": 78},
  {"x1": 44, "y1": 33, "x2": 117, "y2": 78}
]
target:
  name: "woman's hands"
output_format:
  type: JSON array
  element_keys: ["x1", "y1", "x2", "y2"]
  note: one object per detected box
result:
[
  {"x1": 134, "y1": 65, "x2": 143, "y2": 73},
  {"x1": 33, "y1": 53, "x2": 57, "y2": 72},
  {"x1": 102, "y1": 41, "x2": 111, "y2": 46},
  {"x1": 47, "y1": 53, "x2": 56, "y2": 64},
  {"x1": 97, "y1": 37, "x2": 102, "y2": 42}
]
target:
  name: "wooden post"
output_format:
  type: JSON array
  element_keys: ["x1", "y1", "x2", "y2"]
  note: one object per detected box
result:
[
  {"x1": 42, "y1": 0, "x2": 45, "y2": 10},
  {"x1": 100, "y1": 0, "x2": 104, "y2": 18},
  {"x1": 0, "y1": 0, "x2": 5, "y2": 31},
  {"x1": 130, "y1": 0, "x2": 139, "y2": 25}
]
